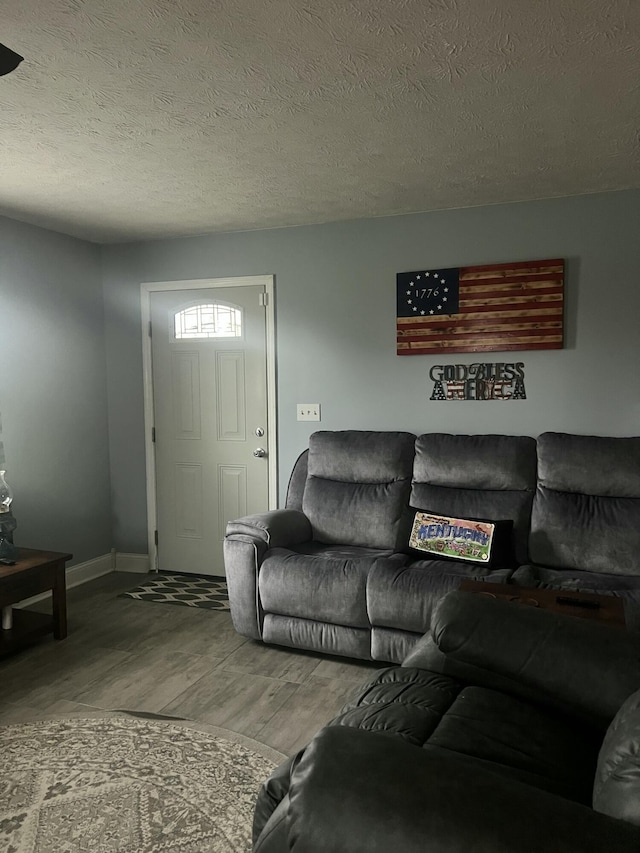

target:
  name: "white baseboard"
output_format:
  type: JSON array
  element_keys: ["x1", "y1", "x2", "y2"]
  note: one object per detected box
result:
[
  {"x1": 68, "y1": 553, "x2": 115, "y2": 588},
  {"x1": 115, "y1": 552, "x2": 150, "y2": 573}
]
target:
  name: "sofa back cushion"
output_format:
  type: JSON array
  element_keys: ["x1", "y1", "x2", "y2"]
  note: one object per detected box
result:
[
  {"x1": 411, "y1": 434, "x2": 537, "y2": 565},
  {"x1": 594, "y1": 688, "x2": 640, "y2": 826},
  {"x1": 302, "y1": 431, "x2": 416, "y2": 549},
  {"x1": 531, "y1": 433, "x2": 640, "y2": 574}
]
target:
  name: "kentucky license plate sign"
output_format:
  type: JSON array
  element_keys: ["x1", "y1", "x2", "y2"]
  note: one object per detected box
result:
[{"x1": 409, "y1": 513, "x2": 495, "y2": 563}]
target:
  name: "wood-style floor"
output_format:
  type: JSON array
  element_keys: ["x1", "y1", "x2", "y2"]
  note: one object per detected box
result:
[{"x1": 0, "y1": 572, "x2": 385, "y2": 755}]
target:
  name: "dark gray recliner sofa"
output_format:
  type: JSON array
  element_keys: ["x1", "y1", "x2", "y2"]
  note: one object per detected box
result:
[
  {"x1": 252, "y1": 591, "x2": 640, "y2": 853},
  {"x1": 224, "y1": 429, "x2": 539, "y2": 662}
]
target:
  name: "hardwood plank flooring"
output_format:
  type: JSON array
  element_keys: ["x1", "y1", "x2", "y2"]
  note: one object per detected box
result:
[
  {"x1": 161, "y1": 669, "x2": 299, "y2": 739},
  {"x1": 0, "y1": 572, "x2": 386, "y2": 755},
  {"x1": 255, "y1": 675, "x2": 360, "y2": 755},
  {"x1": 70, "y1": 647, "x2": 225, "y2": 712}
]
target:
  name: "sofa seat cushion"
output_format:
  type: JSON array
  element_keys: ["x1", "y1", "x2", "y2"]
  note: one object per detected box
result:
[
  {"x1": 286, "y1": 542, "x2": 396, "y2": 560},
  {"x1": 332, "y1": 666, "x2": 461, "y2": 744},
  {"x1": 259, "y1": 545, "x2": 395, "y2": 628},
  {"x1": 331, "y1": 667, "x2": 599, "y2": 805},
  {"x1": 427, "y1": 686, "x2": 598, "y2": 804},
  {"x1": 367, "y1": 557, "x2": 513, "y2": 634}
]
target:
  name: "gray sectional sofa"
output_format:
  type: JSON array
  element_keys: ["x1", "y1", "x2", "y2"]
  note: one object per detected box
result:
[{"x1": 224, "y1": 430, "x2": 640, "y2": 663}]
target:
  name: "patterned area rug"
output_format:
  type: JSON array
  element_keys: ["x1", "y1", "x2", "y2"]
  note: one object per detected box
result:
[
  {"x1": 119, "y1": 573, "x2": 230, "y2": 611},
  {"x1": 0, "y1": 712, "x2": 283, "y2": 852}
]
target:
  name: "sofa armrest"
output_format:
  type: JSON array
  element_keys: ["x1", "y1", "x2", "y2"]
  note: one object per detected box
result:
[
  {"x1": 411, "y1": 591, "x2": 640, "y2": 728},
  {"x1": 285, "y1": 727, "x2": 640, "y2": 853},
  {"x1": 226, "y1": 509, "x2": 312, "y2": 548},
  {"x1": 253, "y1": 754, "x2": 297, "y2": 847}
]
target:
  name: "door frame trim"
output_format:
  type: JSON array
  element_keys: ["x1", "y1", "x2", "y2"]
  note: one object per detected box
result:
[{"x1": 140, "y1": 275, "x2": 277, "y2": 571}]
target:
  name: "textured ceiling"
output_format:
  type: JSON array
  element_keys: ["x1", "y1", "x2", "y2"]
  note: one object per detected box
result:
[{"x1": 1, "y1": 0, "x2": 640, "y2": 243}]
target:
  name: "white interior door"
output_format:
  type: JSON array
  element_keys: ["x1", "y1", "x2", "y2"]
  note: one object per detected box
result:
[{"x1": 149, "y1": 284, "x2": 270, "y2": 576}]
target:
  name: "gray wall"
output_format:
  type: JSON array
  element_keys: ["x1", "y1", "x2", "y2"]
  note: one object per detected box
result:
[
  {"x1": 102, "y1": 190, "x2": 640, "y2": 554},
  {"x1": 0, "y1": 217, "x2": 112, "y2": 564}
]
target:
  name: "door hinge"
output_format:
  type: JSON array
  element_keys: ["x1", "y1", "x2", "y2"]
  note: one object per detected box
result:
[
  {"x1": 154, "y1": 530, "x2": 159, "y2": 546},
  {"x1": 148, "y1": 320, "x2": 153, "y2": 337},
  {"x1": 152, "y1": 427, "x2": 156, "y2": 443},
  {"x1": 259, "y1": 292, "x2": 268, "y2": 307}
]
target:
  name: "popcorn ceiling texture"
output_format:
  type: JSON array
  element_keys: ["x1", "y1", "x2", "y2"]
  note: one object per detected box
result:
[{"x1": 1, "y1": 0, "x2": 639, "y2": 243}]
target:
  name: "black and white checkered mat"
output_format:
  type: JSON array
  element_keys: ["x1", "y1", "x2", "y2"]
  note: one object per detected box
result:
[{"x1": 119, "y1": 573, "x2": 230, "y2": 611}]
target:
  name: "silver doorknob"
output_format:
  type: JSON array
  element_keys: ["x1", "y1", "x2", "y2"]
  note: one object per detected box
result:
[
  {"x1": 255, "y1": 427, "x2": 265, "y2": 437},
  {"x1": 253, "y1": 448, "x2": 266, "y2": 458}
]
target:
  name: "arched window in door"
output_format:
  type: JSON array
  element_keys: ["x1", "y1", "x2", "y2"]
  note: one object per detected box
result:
[{"x1": 174, "y1": 302, "x2": 242, "y2": 339}]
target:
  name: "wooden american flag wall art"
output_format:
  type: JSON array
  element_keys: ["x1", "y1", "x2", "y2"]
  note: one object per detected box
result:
[{"x1": 396, "y1": 258, "x2": 564, "y2": 356}]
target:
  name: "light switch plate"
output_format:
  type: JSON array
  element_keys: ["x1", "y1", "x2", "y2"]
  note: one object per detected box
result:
[{"x1": 297, "y1": 403, "x2": 321, "y2": 421}]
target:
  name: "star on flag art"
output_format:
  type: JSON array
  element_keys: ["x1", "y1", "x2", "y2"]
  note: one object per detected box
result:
[{"x1": 396, "y1": 258, "x2": 564, "y2": 355}]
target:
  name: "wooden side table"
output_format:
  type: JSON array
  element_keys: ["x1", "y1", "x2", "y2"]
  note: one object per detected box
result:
[
  {"x1": 0, "y1": 548, "x2": 72, "y2": 657},
  {"x1": 459, "y1": 579, "x2": 626, "y2": 628}
]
